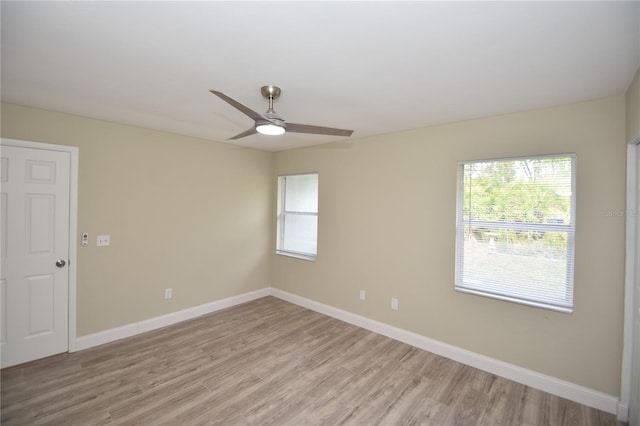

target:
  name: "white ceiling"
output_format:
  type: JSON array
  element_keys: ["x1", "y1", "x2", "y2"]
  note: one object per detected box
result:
[{"x1": 2, "y1": 1, "x2": 639, "y2": 152}]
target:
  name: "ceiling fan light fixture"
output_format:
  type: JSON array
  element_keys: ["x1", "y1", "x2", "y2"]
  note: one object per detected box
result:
[{"x1": 256, "y1": 121, "x2": 285, "y2": 136}]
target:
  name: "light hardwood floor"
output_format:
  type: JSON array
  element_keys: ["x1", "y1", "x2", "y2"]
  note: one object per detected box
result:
[{"x1": 1, "y1": 296, "x2": 623, "y2": 425}]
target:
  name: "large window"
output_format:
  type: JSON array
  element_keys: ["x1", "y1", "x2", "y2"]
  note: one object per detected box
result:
[
  {"x1": 277, "y1": 173, "x2": 318, "y2": 260},
  {"x1": 455, "y1": 154, "x2": 576, "y2": 312}
]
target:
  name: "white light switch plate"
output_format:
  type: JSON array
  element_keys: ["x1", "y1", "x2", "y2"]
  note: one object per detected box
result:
[{"x1": 97, "y1": 235, "x2": 110, "y2": 247}]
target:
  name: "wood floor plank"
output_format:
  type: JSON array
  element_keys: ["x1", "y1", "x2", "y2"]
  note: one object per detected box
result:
[
  {"x1": 476, "y1": 376, "x2": 526, "y2": 426},
  {"x1": 177, "y1": 372, "x2": 263, "y2": 425},
  {"x1": 1, "y1": 296, "x2": 622, "y2": 425}
]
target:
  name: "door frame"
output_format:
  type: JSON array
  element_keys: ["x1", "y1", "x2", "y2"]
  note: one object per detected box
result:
[
  {"x1": 621, "y1": 139, "x2": 639, "y2": 422},
  {"x1": 1, "y1": 137, "x2": 78, "y2": 354}
]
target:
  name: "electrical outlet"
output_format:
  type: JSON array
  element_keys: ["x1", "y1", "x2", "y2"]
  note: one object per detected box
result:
[
  {"x1": 164, "y1": 288, "x2": 173, "y2": 299},
  {"x1": 97, "y1": 235, "x2": 110, "y2": 247},
  {"x1": 391, "y1": 298, "x2": 399, "y2": 310},
  {"x1": 359, "y1": 290, "x2": 366, "y2": 301}
]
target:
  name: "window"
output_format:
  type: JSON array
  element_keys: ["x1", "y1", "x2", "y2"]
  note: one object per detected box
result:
[
  {"x1": 455, "y1": 154, "x2": 576, "y2": 312},
  {"x1": 277, "y1": 173, "x2": 318, "y2": 260}
]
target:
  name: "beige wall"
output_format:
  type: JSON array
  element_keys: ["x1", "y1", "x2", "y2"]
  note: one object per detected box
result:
[
  {"x1": 1, "y1": 94, "x2": 629, "y2": 397},
  {"x1": 1, "y1": 103, "x2": 274, "y2": 336},
  {"x1": 628, "y1": 68, "x2": 640, "y2": 143},
  {"x1": 273, "y1": 96, "x2": 627, "y2": 396}
]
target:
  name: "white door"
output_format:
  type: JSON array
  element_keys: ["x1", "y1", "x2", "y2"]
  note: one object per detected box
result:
[{"x1": 1, "y1": 144, "x2": 70, "y2": 368}]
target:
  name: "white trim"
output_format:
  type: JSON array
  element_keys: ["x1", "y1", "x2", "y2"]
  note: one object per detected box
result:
[
  {"x1": 270, "y1": 288, "x2": 620, "y2": 416},
  {"x1": 76, "y1": 288, "x2": 270, "y2": 351},
  {"x1": 619, "y1": 401, "x2": 629, "y2": 423},
  {"x1": 276, "y1": 250, "x2": 317, "y2": 262},
  {"x1": 620, "y1": 140, "x2": 639, "y2": 423},
  {"x1": 0, "y1": 138, "x2": 79, "y2": 354}
]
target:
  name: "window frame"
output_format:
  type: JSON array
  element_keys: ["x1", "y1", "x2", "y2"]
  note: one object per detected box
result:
[
  {"x1": 276, "y1": 172, "x2": 319, "y2": 261},
  {"x1": 454, "y1": 153, "x2": 576, "y2": 313}
]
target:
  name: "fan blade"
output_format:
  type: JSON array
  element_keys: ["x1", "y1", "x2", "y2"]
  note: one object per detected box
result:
[
  {"x1": 210, "y1": 90, "x2": 264, "y2": 121},
  {"x1": 228, "y1": 127, "x2": 258, "y2": 140},
  {"x1": 285, "y1": 123, "x2": 353, "y2": 137}
]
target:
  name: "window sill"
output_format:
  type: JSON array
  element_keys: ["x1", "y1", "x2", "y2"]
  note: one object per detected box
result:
[
  {"x1": 276, "y1": 250, "x2": 317, "y2": 262},
  {"x1": 455, "y1": 286, "x2": 573, "y2": 314}
]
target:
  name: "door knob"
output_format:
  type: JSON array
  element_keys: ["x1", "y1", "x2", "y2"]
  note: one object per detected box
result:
[{"x1": 55, "y1": 259, "x2": 66, "y2": 268}]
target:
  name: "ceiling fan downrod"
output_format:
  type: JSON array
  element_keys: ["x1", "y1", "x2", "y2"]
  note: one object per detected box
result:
[{"x1": 261, "y1": 85, "x2": 281, "y2": 114}]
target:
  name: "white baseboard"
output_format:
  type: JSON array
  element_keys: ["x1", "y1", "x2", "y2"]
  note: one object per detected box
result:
[
  {"x1": 617, "y1": 401, "x2": 629, "y2": 422},
  {"x1": 269, "y1": 288, "x2": 620, "y2": 417},
  {"x1": 73, "y1": 286, "x2": 620, "y2": 418},
  {"x1": 75, "y1": 288, "x2": 270, "y2": 351}
]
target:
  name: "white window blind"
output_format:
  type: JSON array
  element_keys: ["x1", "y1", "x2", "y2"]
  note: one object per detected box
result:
[
  {"x1": 277, "y1": 173, "x2": 318, "y2": 260},
  {"x1": 455, "y1": 154, "x2": 576, "y2": 312}
]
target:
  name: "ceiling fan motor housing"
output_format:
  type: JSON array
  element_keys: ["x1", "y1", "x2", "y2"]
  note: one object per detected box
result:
[{"x1": 261, "y1": 85, "x2": 281, "y2": 100}]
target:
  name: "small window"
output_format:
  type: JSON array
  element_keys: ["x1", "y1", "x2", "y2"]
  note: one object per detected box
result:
[
  {"x1": 277, "y1": 173, "x2": 318, "y2": 261},
  {"x1": 455, "y1": 154, "x2": 576, "y2": 312}
]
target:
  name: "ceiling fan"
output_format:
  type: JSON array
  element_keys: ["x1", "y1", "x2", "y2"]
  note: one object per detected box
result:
[{"x1": 210, "y1": 86, "x2": 354, "y2": 140}]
